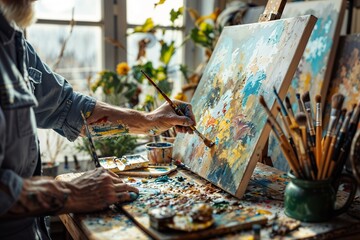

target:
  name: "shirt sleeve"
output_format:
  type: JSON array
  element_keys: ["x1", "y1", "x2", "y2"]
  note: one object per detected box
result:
[
  {"x1": 0, "y1": 107, "x2": 23, "y2": 215},
  {"x1": 0, "y1": 169, "x2": 23, "y2": 215},
  {"x1": 25, "y1": 41, "x2": 96, "y2": 142}
]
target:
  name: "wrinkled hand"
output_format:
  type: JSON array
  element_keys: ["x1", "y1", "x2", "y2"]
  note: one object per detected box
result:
[
  {"x1": 63, "y1": 168, "x2": 139, "y2": 213},
  {"x1": 3, "y1": 168, "x2": 138, "y2": 218},
  {"x1": 148, "y1": 100, "x2": 196, "y2": 134}
]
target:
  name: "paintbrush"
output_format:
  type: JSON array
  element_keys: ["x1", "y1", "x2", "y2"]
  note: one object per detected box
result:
[
  {"x1": 285, "y1": 96, "x2": 295, "y2": 120},
  {"x1": 295, "y1": 93, "x2": 305, "y2": 113},
  {"x1": 266, "y1": 119, "x2": 301, "y2": 178},
  {"x1": 296, "y1": 112, "x2": 315, "y2": 179},
  {"x1": 318, "y1": 93, "x2": 344, "y2": 179},
  {"x1": 323, "y1": 109, "x2": 346, "y2": 178},
  {"x1": 141, "y1": 70, "x2": 215, "y2": 148},
  {"x1": 273, "y1": 88, "x2": 297, "y2": 147},
  {"x1": 80, "y1": 111, "x2": 101, "y2": 168},
  {"x1": 332, "y1": 103, "x2": 360, "y2": 179},
  {"x1": 276, "y1": 104, "x2": 298, "y2": 159},
  {"x1": 259, "y1": 95, "x2": 297, "y2": 163},
  {"x1": 315, "y1": 95, "x2": 322, "y2": 170},
  {"x1": 327, "y1": 111, "x2": 351, "y2": 178},
  {"x1": 335, "y1": 108, "x2": 347, "y2": 137},
  {"x1": 301, "y1": 91, "x2": 316, "y2": 148},
  {"x1": 290, "y1": 121, "x2": 309, "y2": 179}
]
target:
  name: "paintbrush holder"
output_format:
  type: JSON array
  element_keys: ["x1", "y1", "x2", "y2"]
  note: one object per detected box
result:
[{"x1": 284, "y1": 172, "x2": 356, "y2": 222}]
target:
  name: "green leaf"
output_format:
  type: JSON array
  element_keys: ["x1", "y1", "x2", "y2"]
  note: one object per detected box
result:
[
  {"x1": 190, "y1": 28, "x2": 212, "y2": 49},
  {"x1": 160, "y1": 41, "x2": 175, "y2": 65},
  {"x1": 170, "y1": 7, "x2": 183, "y2": 23},
  {"x1": 133, "y1": 18, "x2": 155, "y2": 33},
  {"x1": 132, "y1": 61, "x2": 154, "y2": 83},
  {"x1": 154, "y1": 0, "x2": 166, "y2": 7},
  {"x1": 179, "y1": 64, "x2": 190, "y2": 83}
]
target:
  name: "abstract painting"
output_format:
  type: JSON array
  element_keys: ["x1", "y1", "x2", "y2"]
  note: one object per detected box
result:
[
  {"x1": 323, "y1": 34, "x2": 360, "y2": 128},
  {"x1": 267, "y1": 0, "x2": 346, "y2": 172},
  {"x1": 173, "y1": 15, "x2": 316, "y2": 198}
]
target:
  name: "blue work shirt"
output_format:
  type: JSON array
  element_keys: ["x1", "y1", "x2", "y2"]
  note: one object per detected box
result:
[{"x1": 0, "y1": 12, "x2": 96, "y2": 239}]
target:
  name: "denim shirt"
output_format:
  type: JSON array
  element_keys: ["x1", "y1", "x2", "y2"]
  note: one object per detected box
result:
[{"x1": 0, "y1": 13, "x2": 96, "y2": 239}]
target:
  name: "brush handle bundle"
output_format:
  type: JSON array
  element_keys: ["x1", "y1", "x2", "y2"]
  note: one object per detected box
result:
[{"x1": 261, "y1": 89, "x2": 360, "y2": 181}]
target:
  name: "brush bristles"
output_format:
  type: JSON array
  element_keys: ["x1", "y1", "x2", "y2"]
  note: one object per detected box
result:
[
  {"x1": 301, "y1": 91, "x2": 310, "y2": 103},
  {"x1": 259, "y1": 95, "x2": 267, "y2": 108},
  {"x1": 285, "y1": 96, "x2": 292, "y2": 108},
  {"x1": 331, "y1": 93, "x2": 345, "y2": 110},
  {"x1": 273, "y1": 86, "x2": 277, "y2": 93},
  {"x1": 204, "y1": 138, "x2": 215, "y2": 148},
  {"x1": 315, "y1": 95, "x2": 321, "y2": 103},
  {"x1": 352, "y1": 104, "x2": 357, "y2": 111},
  {"x1": 295, "y1": 112, "x2": 307, "y2": 126}
]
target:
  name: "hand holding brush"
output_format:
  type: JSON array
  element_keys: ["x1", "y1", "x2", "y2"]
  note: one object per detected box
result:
[{"x1": 141, "y1": 70, "x2": 215, "y2": 148}]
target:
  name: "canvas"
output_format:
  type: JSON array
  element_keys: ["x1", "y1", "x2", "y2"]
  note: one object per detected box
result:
[
  {"x1": 323, "y1": 34, "x2": 360, "y2": 128},
  {"x1": 266, "y1": 0, "x2": 346, "y2": 172},
  {"x1": 173, "y1": 15, "x2": 316, "y2": 198}
]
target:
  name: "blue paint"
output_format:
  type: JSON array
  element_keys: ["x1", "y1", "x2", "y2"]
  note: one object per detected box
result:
[
  {"x1": 146, "y1": 142, "x2": 172, "y2": 148},
  {"x1": 241, "y1": 71, "x2": 266, "y2": 108},
  {"x1": 306, "y1": 17, "x2": 333, "y2": 75},
  {"x1": 267, "y1": 23, "x2": 285, "y2": 45}
]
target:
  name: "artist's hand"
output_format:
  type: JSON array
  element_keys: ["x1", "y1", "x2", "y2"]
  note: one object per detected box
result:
[
  {"x1": 63, "y1": 168, "x2": 139, "y2": 213},
  {"x1": 80, "y1": 100, "x2": 196, "y2": 136},
  {"x1": 147, "y1": 100, "x2": 196, "y2": 134},
  {"x1": 0, "y1": 168, "x2": 138, "y2": 218}
]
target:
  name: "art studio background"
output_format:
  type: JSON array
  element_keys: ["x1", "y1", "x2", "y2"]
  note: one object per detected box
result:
[{"x1": 24, "y1": 0, "x2": 360, "y2": 239}]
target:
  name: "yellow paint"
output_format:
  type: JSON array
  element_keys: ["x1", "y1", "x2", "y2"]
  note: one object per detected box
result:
[
  {"x1": 257, "y1": 209, "x2": 272, "y2": 215},
  {"x1": 300, "y1": 72, "x2": 312, "y2": 92}
]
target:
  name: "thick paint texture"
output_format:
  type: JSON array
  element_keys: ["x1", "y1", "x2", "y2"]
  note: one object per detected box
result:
[
  {"x1": 268, "y1": 0, "x2": 345, "y2": 172},
  {"x1": 173, "y1": 16, "x2": 315, "y2": 197},
  {"x1": 323, "y1": 34, "x2": 360, "y2": 129}
]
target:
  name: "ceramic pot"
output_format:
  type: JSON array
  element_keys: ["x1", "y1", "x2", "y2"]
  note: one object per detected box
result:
[{"x1": 284, "y1": 172, "x2": 356, "y2": 222}]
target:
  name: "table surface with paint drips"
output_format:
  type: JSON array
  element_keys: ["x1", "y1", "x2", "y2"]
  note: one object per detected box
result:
[{"x1": 57, "y1": 163, "x2": 360, "y2": 240}]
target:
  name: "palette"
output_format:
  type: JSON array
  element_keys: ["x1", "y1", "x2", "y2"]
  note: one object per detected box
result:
[
  {"x1": 119, "y1": 171, "x2": 268, "y2": 240},
  {"x1": 173, "y1": 15, "x2": 316, "y2": 198},
  {"x1": 56, "y1": 163, "x2": 360, "y2": 240}
]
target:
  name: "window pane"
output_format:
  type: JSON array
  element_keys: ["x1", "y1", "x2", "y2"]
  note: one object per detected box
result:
[
  {"x1": 26, "y1": 24, "x2": 102, "y2": 93},
  {"x1": 127, "y1": 29, "x2": 183, "y2": 95},
  {"x1": 126, "y1": 0, "x2": 184, "y2": 26},
  {"x1": 34, "y1": 0, "x2": 102, "y2": 21},
  {"x1": 127, "y1": 29, "x2": 183, "y2": 68}
]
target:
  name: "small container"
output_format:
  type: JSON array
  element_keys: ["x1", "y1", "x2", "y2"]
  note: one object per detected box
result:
[
  {"x1": 284, "y1": 172, "x2": 356, "y2": 222},
  {"x1": 148, "y1": 207, "x2": 175, "y2": 231},
  {"x1": 98, "y1": 156, "x2": 118, "y2": 172},
  {"x1": 117, "y1": 154, "x2": 149, "y2": 171},
  {"x1": 146, "y1": 142, "x2": 173, "y2": 165},
  {"x1": 160, "y1": 135, "x2": 176, "y2": 143}
]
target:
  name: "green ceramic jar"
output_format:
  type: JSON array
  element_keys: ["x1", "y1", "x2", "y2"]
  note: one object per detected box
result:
[{"x1": 284, "y1": 172, "x2": 356, "y2": 222}]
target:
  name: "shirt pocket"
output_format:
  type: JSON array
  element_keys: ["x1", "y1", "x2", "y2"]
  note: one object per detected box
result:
[
  {"x1": 28, "y1": 67, "x2": 42, "y2": 93},
  {"x1": 16, "y1": 107, "x2": 37, "y2": 138}
]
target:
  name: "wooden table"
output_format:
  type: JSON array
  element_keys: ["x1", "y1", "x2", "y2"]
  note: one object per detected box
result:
[{"x1": 57, "y1": 163, "x2": 360, "y2": 240}]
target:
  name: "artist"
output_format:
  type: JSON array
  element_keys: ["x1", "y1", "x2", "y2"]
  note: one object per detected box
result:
[{"x1": 0, "y1": 0, "x2": 196, "y2": 239}]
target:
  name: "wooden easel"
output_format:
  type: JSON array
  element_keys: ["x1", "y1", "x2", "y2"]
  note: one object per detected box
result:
[{"x1": 258, "y1": 0, "x2": 287, "y2": 166}]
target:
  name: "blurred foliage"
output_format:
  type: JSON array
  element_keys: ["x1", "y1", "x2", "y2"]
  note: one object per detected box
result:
[{"x1": 76, "y1": 135, "x2": 138, "y2": 158}]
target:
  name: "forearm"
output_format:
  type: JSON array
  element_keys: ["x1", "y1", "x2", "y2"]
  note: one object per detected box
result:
[
  {"x1": 0, "y1": 178, "x2": 71, "y2": 219},
  {"x1": 87, "y1": 101, "x2": 158, "y2": 137},
  {"x1": 0, "y1": 168, "x2": 137, "y2": 219}
]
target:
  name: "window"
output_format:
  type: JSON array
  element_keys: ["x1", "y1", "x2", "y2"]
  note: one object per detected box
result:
[
  {"x1": 25, "y1": 0, "x2": 210, "y2": 164},
  {"x1": 26, "y1": 0, "x2": 103, "y2": 93}
]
